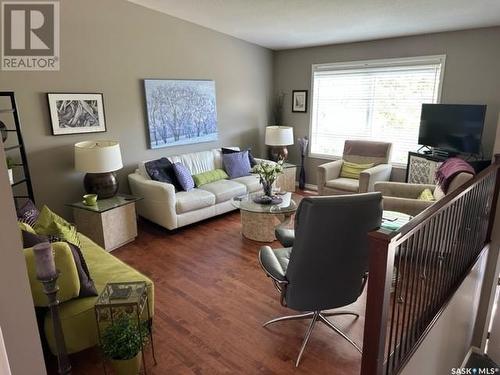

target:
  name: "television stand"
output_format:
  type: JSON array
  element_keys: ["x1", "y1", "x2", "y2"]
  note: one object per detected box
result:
[
  {"x1": 405, "y1": 151, "x2": 490, "y2": 184},
  {"x1": 429, "y1": 148, "x2": 458, "y2": 159}
]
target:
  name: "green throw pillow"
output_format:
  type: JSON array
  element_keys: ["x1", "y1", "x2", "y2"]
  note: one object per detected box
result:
[
  {"x1": 34, "y1": 205, "x2": 80, "y2": 247},
  {"x1": 340, "y1": 161, "x2": 375, "y2": 180},
  {"x1": 418, "y1": 188, "x2": 435, "y2": 201},
  {"x1": 24, "y1": 242, "x2": 81, "y2": 306},
  {"x1": 192, "y1": 169, "x2": 229, "y2": 187}
]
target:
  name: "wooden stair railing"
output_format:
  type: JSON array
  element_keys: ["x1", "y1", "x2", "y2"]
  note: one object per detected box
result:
[{"x1": 361, "y1": 155, "x2": 500, "y2": 375}]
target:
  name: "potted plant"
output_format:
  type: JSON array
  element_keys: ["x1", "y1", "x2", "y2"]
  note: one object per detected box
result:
[
  {"x1": 5, "y1": 156, "x2": 14, "y2": 185},
  {"x1": 252, "y1": 159, "x2": 284, "y2": 198},
  {"x1": 101, "y1": 315, "x2": 149, "y2": 375}
]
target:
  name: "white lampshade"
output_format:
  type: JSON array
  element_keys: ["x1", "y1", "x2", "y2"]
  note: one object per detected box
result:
[
  {"x1": 74, "y1": 140, "x2": 123, "y2": 173},
  {"x1": 265, "y1": 126, "x2": 294, "y2": 146}
]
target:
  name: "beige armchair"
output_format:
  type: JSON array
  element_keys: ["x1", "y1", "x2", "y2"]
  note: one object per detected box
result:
[
  {"x1": 375, "y1": 172, "x2": 473, "y2": 216},
  {"x1": 317, "y1": 140, "x2": 392, "y2": 195}
]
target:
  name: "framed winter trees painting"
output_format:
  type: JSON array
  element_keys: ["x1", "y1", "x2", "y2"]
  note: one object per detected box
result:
[
  {"x1": 144, "y1": 79, "x2": 218, "y2": 149},
  {"x1": 47, "y1": 93, "x2": 107, "y2": 135}
]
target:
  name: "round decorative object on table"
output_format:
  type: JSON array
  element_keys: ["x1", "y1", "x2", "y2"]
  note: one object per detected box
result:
[
  {"x1": 0, "y1": 121, "x2": 8, "y2": 142},
  {"x1": 252, "y1": 195, "x2": 283, "y2": 205}
]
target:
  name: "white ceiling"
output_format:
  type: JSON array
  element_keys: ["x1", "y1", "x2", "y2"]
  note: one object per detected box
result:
[{"x1": 128, "y1": 0, "x2": 500, "y2": 50}]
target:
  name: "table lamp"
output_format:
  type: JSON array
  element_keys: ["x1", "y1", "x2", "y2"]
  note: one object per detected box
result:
[
  {"x1": 74, "y1": 140, "x2": 123, "y2": 199},
  {"x1": 265, "y1": 126, "x2": 294, "y2": 161}
]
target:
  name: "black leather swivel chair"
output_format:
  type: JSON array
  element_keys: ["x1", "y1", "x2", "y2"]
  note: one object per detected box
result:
[
  {"x1": 259, "y1": 193, "x2": 382, "y2": 366},
  {"x1": 275, "y1": 226, "x2": 294, "y2": 247}
]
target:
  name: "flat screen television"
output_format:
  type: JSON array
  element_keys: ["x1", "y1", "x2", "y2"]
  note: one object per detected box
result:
[{"x1": 418, "y1": 104, "x2": 486, "y2": 154}]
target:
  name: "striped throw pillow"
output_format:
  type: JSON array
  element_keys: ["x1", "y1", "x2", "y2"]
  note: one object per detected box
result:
[{"x1": 340, "y1": 161, "x2": 374, "y2": 180}]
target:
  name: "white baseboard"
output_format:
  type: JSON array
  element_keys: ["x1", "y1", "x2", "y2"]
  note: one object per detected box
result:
[
  {"x1": 295, "y1": 181, "x2": 318, "y2": 191},
  {"x1": 460, "y1": 346, "x2": 482, "y2": 368}
]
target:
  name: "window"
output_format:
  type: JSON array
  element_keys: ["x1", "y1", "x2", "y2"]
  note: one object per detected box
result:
[{"x1": 309, "y1": 56, "x2": 445, "y2": 164}]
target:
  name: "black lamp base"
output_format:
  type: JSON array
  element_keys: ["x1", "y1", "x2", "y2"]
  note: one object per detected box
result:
[
  {"x1": 83, "y1": 172, "x2": 118, "y2": 199},
  {"x1": 268, "y1": 146, "x2": 289, "y2": 162}
]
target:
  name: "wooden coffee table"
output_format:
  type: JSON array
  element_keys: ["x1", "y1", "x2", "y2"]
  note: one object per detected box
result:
[{"x1": 231, "y1": 192, "x2": 297, "y2": 242}]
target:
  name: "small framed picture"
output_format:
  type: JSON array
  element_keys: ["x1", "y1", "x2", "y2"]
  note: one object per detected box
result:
[
  {"x1": 292, "y1": 90, "x2": 308, "y2": 113},
  {"x1": 47, "y1": 93, "x2": 107, "y2": 135}
]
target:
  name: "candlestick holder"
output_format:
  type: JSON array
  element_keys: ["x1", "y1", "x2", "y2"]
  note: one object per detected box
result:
[{"x1": 38, "y1": 273, "x2": 72, "y2": 375}]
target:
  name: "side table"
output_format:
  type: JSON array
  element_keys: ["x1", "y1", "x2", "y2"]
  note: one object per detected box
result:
[
  {"x1": 276, "y1": 162, "x2": 297, "y2": 192},
  {"x1": 94, "y1": 281, "x2": 156, "y2": 374},
  {"x1": 67, "y1": 194, "x2": 142, "y2": 251}
]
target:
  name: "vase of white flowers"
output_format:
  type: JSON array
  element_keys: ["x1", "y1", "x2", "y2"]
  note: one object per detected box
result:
[{"x1": 252, "y1": 160, "x2": 284, "y2": 200}]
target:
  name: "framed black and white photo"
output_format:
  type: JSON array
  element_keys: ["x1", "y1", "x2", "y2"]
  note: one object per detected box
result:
[
  {"x1": 47, "y1": 93, "x2": 107, "y2": 135},
  {"x1": 292, "y1": 90, "x2": 308, "y2": 113}
]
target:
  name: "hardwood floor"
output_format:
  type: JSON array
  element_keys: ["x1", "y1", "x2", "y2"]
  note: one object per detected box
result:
[{"x1": 48, "y1": 194, "x2": 366, "y2": 374}]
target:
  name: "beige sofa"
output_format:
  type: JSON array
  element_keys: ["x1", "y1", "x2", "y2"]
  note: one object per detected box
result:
[
  {"x1": 128, "y1": 147, "x2": 266, "y2": 230},
  {"x1": 317, "y1": 140, "x2": 392, "y2": 195},
  {"x1": 374, "y1": 172, "x2": 473, "y2": 216}
]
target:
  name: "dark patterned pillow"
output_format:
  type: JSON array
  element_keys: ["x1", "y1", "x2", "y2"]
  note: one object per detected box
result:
[
  {"x1": 65, "y1": 242, "x2": 98, "y2": 297},
  {"x1": 222, "y1": 150, "x2": 252, "y2": 179},
  {"x1": 172, "y1": 163, "x2": 195, "y2": 191},
  {"x1": 17, "y1": 200, "x2": 40, "y2": 227},
  {"x1": 144, "y1": 157, "x2": 181, "y2": 191},
  {"x1": 21, "y1": 230, "x2": 49, "y2": 248},
  {"x1": 222, "y1": 147, "x2": 257, "y2": 167}
]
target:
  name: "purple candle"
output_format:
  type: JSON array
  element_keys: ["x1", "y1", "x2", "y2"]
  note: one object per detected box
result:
[{"x1": 33, "y1": 242, "x2": 57, "y2": 280}]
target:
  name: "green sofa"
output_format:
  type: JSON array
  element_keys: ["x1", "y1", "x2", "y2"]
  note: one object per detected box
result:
[{"x1": 29, "y1": 234, "x2": 154, "y2": 355}]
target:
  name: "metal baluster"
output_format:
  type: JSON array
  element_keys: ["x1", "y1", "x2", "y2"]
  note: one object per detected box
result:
[
  {"x1": 410, "y1": 223, "x2": 429, "y2": 344},
  {"x1": 415, "y1": 218, "x2": 434, "y2": 334},
  {"x1": 394, "y1": 235, "x2": 413, "y2": 371},
  {"x1": 451, "y1": 201, "x2": 466, "y2": 290},
  {"x1": 437, "y1": 203, "x2": 457, "y2": 305},
  {"x1": 423, "y1": 213, "x2": 442, "y2": 323},
  {"x1": 386, "y1": 243, "x2": 403, "y2": 375},
  {"x1": 400, "y1": 229, "x2": 422, "y2": 368},
  {"x1": 428, "y1": 209, "x2": 447, "y2": 317}
]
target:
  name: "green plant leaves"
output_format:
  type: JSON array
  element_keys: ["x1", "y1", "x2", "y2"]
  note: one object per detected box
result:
[{"x1": 100, "y1": 315, "x2": 149, "y2": 360}]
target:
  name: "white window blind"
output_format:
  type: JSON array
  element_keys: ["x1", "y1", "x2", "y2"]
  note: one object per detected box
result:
[{"x1": 310, "y1": 56, "x2": 445, "y2": 164}]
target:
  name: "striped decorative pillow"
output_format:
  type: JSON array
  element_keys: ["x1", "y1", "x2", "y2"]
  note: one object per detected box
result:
[
  {"x1": 340, "y1": 161, "x2": 374, "y2": 180},
  {"x1": 16, "y1": 200, "x2": 40, "y2": 227}
]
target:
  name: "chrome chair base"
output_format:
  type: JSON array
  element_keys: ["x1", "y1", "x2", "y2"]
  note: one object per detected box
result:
[{"x1": 263, "y1": 310, "x2": 361, "y2": 367}]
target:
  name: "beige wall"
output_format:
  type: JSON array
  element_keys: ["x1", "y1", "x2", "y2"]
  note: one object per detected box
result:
[
  {"x1": 274, "y1": 27, "x2": 500, "y2": 186},
  {"x1": 0, "y1": 0, "x2": 273, "y2": 217},
  {"x1": 0, "y1": 143, "x2": 46, "y2": 375}
]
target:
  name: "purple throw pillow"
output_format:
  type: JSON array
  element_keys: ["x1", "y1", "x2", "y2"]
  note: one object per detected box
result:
[
  {"x1": 222, "y1": 150, "x2": 251, "y2": 179},
  {"x1": 173, "y1": 163, "x2": 195, "y2": 191},
  {"x1": 222, "y1": 147, "x2": 257, "y2": 167},
  {"x1": 17, "y1": 200, "x2": 40, "y2": 227}
]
